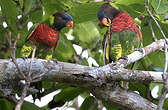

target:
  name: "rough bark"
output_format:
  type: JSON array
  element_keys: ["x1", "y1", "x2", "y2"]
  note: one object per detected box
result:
[
  {"x1": 0, "y1": 39, "x2": 166, "y2": 109},
  {"x1": 0, "y1": 58, "x2": 158, "y2": 109}
]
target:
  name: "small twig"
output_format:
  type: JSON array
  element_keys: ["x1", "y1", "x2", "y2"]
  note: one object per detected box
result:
[
  {"x1": 157, "y1": 82, "x2": 168, "y2": 110},
  {"x1": 144, "y1": 0, "x2": 167, "y2": 43},
  {"x1": 6, "y1": 32, "x2": 30, "y2": 110},
  {"x1": 157, "y1": 44, "x2": 168, "y2": 110},
  {"x1": 163, "y1": 44, "x2": 168, "y2": 79},
  {"x1": 148, "y1": 19, "x2": 157, "y2": 42},
  {"x1": 28, "y1": 46, "x2": 36, "y2": 77},
  {"x1": 6, "y1": 32, "x2": 26, "y2": 79},
  {"x1": 97, "y1": 100, "x2": 104, "y2": 110},
  {"x1": 73, "y1": 98, "x2": 79, "y2": 110},
  {"x1": 15, "y1": 83, "x2": 29, "y2": 110},
  {"x1": 144, "y1": 0, "x2": 168, "y2": 109},
  {"x1": 14, "y1": 34, "x2": 20, "y2": 47}
]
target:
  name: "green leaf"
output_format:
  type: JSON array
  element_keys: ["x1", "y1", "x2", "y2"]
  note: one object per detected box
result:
[
  {"x1": 163, "y1": 99, "x2": 168, "y2": 109},
  {"x1": 55, "y1": 83, "x2": 70, "y2": 89},
  {"x1": 73, "y1": 21, "x2": 100, "y2": 49},
  {"x1": 42, "y1": 81, "x2": 53, "y2": 89},
  {"x1": 129, "y1": 83, "x2": 148, "y2": 98},
  {"x1": 80, "y1": 92, "x2": 90, "y2": 98},
  {"x1": 103, "y1": 102, "x2": 118, "y2": 110},
  {"x1": 80, "y1": 96, "x2": 98, "y2": 110},
  {"x1": 140, "y1": 16, "x2": 168, "y2": 69},
  {"x1": 42, "y1": 0, "x2": 74, "y2": 20},
  {"x1": 19, "y1": 0, "x2": 24, "y2": 9},
  {"x1": 54, "y1": 87, "x2": 84, "y2": 102},
  {"x1": 21, "y1": 101, "x2": 41, "y2": 110},
  {"x1": 82, "y1": 58, "x2": 89, "y2": 66},
  {"x1": 53, "y1": 30, "x2": 75, "y2": 62},
  {"x1": 150, "y1": 83, "x2": 163, "y2": 96},
  {"x1": 30, "y1": 9, "x2": 43, "y2": 23},
  {"x1": 69, "y1": 2, "x2": 104, "y2": 24},
  {"x1": 151, "y1": 0, "x2": 168, "y2": 14},
  {"x1": 0, "y1": 0, "x2": 18, "y2": 19},
  {"x1": 24, "y1": 0, "x2": 35, "y2": 14},
  {"x1": 91, "y1": 51, "x2": 104, "y2": 66},
  {"x1": 116, "y1": 4, "x2": 144, "y2": 18},
  {"x1": 116, "y1": 0, "x2": 144, "y2": 5},
  {"x1": 0, "y1": 0, "x2": 18, "y2": 32},
  {"x1": 0, "y1": 98, "x2": 14, "y2": 110},
  {"x1": 133, "y1": 56, "x2": 154, "y2": 71},
  {"x1": 114, "y1": 0, "x2": 145, "y2": 18}
]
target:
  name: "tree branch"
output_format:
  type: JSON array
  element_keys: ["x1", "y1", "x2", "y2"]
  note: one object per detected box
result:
[
  {"x1": 92, "y1": 87, "x2": 157, "y2": 110},
  {"x1": 15, "y1": 84, "x2": 28, "y2": 110},
  {"x1": 0, "y1": 58, "x2": 158, "y2": 109},
  {"x1": 116, "y1": 39, "x2": 165, "y2": 67},
  {"x1": 0, "y1": 38, "x2": 167, "y2": 109},
  {"x1": 144, "y1": 1, "x2": 168, "y2": 109}
]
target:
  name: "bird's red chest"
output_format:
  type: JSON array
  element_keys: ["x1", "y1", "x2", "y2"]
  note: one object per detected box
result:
[
  {"x1": 110, "y1": 12, "x2": 142, "y2": 40},
  {"x1": 28, "y1": 24, "x2": 59, "y2": 49},
  {"x1": 111, "y1": 12, "x2": 136, "y2": 31}
]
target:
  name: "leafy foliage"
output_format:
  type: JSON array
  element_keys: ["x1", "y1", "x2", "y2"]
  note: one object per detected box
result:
[
  {"x1": 0, "y1": 0, "x2": 168, "y2": 109},
  {"x1": 79, "y1": 96, "x2": 98, "y2": 110},
  {"x1": 0, "y1": 99, "x2": 14, "y2": 110}
]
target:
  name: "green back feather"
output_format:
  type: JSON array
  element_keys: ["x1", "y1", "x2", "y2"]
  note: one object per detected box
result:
[{"x1": 104, "y1": 29, "x2": 140, "y2": 64}]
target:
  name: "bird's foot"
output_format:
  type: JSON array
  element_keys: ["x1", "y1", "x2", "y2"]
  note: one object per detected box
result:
[
  {"x1": 21, "y1": 56, "x2": 28, "y2": 61},
  {"x1": 50, "y1": 58, "x2": 58, "y2": 64},
  {"x1": 118, "y1": 56, "x2": 128, "y2": 61},
  {"x1": 120, "y1": 81, "x2": 129, "y2": 89},
  {"x1": 134, "y1": 48, "x2": 144, "y2": 54}
]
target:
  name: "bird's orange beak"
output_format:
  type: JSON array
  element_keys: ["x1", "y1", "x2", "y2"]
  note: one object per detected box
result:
[
  {"x1": 101, "y1": 18, "x2": 111, "y2": 27},
  {"x1": 66, "y1": 21, "x2": 74, "y2": 28}
]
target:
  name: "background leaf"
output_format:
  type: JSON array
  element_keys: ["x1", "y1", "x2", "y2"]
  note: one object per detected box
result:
[
  {"x1": 21, "y1": 101, "x2": 41, "y2": 110},
  {"x1": 0, "y1": 99, "x2": 14, "y2": 110},
  {"x1": 54, "y1": 87, "x2": 84, "y2": 102},
  {"x1": 151, "y1": 0, "x2": 168, "y2": 14},
  {"x1": 80, "y1": 96, "x2": 98, "y2": 110}
]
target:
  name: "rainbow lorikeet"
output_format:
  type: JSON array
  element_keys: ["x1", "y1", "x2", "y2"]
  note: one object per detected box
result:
[
  {"x1": 21, "y1": 12, "x2": 73, "y2": 60},
  {"x1": 97, "y1": 3, "x2": 142, "y2": 88},
  {"x1": 21, "y1": 12, "x2": 73, "y2": 101}
]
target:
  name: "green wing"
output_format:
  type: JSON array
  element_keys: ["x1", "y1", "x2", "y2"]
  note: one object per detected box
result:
[
  {"x1": 104, "y1": 30, "x2": 140, "y2": 64},
  {"x1": 110, "y1": 30, "x2": 140, "y2": 62},
  {"x1": 35, "y1": 44, "x2": 53, "y2": 60},
  {"x1": 21, "y1": 24, "x2": 39, "y2": 58},
  {"x1": 21, "y1": 43, "x2": 53, "y2": 60}
]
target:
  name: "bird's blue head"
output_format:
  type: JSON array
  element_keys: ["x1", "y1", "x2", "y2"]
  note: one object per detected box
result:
[
  {"x1": 97, "y1": 11, "x2": 105, "y2": 21},
  {"x1": 53, "y1": 12, "x2": 73, "y2": 31},
  {"x1": 97, "y1": 3, "x2": 119, "y2": 27}
]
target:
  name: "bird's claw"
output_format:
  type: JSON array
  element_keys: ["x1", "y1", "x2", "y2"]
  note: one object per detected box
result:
[
  {"x1": 134, "y1": 48, "x2": 144, "y2": 54},
  {"x1": 118, "y1": 56, "x2": 128, "y2": 61},
  {"x1": 21, "y1": 56, "x2": 28, "y2": 61},
  {"x1": 50, "y1": 59, "x2": 58, "y2": 64}
]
